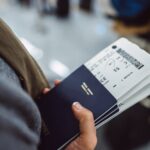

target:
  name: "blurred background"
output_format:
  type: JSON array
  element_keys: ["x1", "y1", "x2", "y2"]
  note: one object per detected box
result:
[{"x1": 0, "y1": 0, "x2": 150, "y2": 149}]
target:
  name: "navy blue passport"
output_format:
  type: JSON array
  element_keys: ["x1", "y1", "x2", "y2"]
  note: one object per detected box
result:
[
  {"x1": 36, "y1": 65, "x2": 117, "y2": 150},
  {"x1": 95, "y1": 104, "x2": 119, "y2": 125}
]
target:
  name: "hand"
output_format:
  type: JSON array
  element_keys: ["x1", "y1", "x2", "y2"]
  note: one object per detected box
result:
[
  {"x1": 43, "y1": 80, "x2": 97, "y2": 150},
  {"x1": 42, "y1": 80, "x2": 60, "y2": 94},
  {"x1": 66, "y1": 102, "x2": 97, "y2": 150},
  {"x1": 42, "y1": 88, "x2": 50, "y2": 94}
]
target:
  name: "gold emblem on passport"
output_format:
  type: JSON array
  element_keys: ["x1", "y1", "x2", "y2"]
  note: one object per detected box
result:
[{"x1": 81, "y1": 82, "x2": 94, "y2": 96}]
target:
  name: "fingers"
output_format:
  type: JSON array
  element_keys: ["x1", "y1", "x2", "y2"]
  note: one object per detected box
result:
[
  {"x1": 72, "y1": 102, "x2": 97, "y2": 149},
  {"x1": 42, "y1": 79, "x2": 60, "y2": 94},
  {"x1": 42, "y1": 88, "x2": 50, "y2": 94},
  {"x1": 54, "y1": 80, "x2": 61, "y2": 86}
]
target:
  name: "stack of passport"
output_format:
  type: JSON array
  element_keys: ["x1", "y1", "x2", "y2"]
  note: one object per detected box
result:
[{"x1": 36, "y1": 38, "x2": 150, "y2": 150}]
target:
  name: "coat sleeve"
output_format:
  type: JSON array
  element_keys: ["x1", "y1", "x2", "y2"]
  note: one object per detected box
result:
[{"x1": 0, "y1": 77, "x2": 41, "y2": 150}]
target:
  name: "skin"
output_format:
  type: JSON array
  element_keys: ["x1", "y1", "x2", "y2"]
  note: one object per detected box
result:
[{"x1": 42, "y1": 80, "x2": 97, "y2": 150}]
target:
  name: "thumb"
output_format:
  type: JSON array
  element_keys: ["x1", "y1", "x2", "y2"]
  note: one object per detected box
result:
[{"x1": 72, "y1": 102, "x2": 97, "y2": 141}]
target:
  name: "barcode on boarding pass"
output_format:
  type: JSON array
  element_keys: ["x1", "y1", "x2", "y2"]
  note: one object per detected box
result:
[{"x1": 116, "y1": 48, "x2": 144, "y2": 70}]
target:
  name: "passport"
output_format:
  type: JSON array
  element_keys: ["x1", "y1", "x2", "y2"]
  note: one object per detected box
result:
[
  {"x1": 36, "y1": 65, "x2": 118, "y2": 150},
  {"x1": 36, "y1": 38, "x2": 150, "y2": 150}
]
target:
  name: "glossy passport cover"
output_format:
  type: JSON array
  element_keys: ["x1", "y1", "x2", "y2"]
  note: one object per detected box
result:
[{"x1": 36, "y1": 65, "x2": 118, "y2": 149}]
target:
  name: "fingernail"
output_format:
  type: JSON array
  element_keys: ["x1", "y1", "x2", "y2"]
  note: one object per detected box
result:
[{"x1": 73, "y1": 102, "x2": 83, "y2": 110}]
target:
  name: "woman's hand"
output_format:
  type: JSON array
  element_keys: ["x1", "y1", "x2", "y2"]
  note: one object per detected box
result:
[
  {"x1": 65, "y1": 102, "x2": 97, "y2": 150},
  {"x1": 43, "y1": 80, "x2": 97, "y2": 150}
]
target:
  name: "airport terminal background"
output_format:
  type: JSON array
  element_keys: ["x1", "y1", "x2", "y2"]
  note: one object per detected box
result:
[{"x1": 0, "y1": 0, "x2": 150, "y2": 150}]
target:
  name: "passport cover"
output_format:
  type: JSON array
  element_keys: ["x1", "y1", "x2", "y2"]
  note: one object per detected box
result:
[{"x1": 36, "y1": 65, "x2": 117, "y2": 150}]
